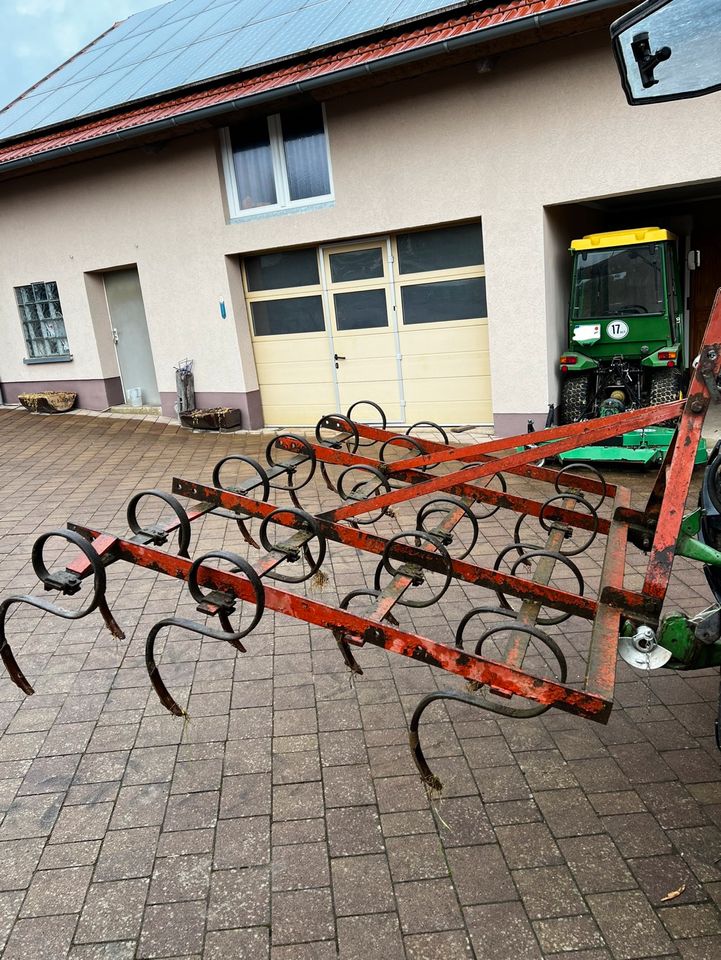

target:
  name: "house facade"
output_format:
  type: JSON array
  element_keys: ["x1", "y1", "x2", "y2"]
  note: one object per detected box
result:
[{"x1": 1, "y1": 0, "x2": 720, "y2": 434}]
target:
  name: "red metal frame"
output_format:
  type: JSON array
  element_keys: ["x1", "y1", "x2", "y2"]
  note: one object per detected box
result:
[
  {"x1": 4, "y1": 293, "x2": 721, "y2": 727},
  {"x1": 66, "y1": 524, "x2": 614, "y2": 721}
]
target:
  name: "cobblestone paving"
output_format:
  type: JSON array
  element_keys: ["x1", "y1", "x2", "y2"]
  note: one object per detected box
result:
[{"x1": 0, "y1": 406, "x2": 720, "y2": 959}]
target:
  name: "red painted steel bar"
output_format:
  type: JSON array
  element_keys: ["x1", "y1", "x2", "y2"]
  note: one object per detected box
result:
[
  {"x1": 329, "y1": 419, "x2": 617, "y2": 500},
  {"x1": 66, "y1": 523, "x2": 614, "y2": 721},
  {"x1": 640, "y1": 292, "x2": 721, "y2": 607},
  {"x1": 379, "y1": 400, "x2": 682, "y2": 474},
  {"x1": 585, "y1": 486, "x2": 631, "y2": 701},
  {"x1": 280, "y1": 437, "x2": 609, "y2": 536},
  {"x1": 325, "y1": 403, "x2": 683, "y2": 523},
  {"x1": 66, "y1": 534, "x2": 117, "y2": 574},
  {"x1": 172, "y1": 479, "x2": 597, "y2": 619}
]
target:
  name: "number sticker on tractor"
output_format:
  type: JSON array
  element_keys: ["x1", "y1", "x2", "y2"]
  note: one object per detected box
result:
[{"x1": 607, "y1": 320, "x2": 629, "y2": 340}]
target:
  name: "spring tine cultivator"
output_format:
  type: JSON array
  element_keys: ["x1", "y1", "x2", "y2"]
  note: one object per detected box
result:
[{"x1": 3, "y1": 294, "x2": 721, "y2": 787}]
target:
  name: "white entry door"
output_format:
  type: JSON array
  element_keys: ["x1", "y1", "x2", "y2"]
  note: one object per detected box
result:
[
  {"x1": 323, "y1": 241, "x2": 403, "y2": 421},
  {"x1": 104, "y1": 267, "x2": 160, "y2": 406}
]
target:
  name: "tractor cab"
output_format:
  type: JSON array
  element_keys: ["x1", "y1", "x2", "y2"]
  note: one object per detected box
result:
[{"x1": 559, "y1": 227, "x2": 683, "y2": 424}]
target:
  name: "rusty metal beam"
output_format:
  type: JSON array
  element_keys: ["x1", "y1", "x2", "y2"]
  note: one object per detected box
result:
[
  {"x1": 640, "y1": 295, "x2": 721, "y2": 606},
  {"x1": 586, "y1": 486, "x2": 631, "y2": 700},
  {"x1": 379, "y1": 400, "x2": 682, "y2": 475},
  {"x1": 325, "y1": 403, "x2": 683, "y2": 523},
  {"x1": 325, "y1": 418, "x2": 616, "y2": 500},
  {"x1": 172, "y1": 479, "x2": 597, "y2": 620},
  {"x1": 279, "y1": 437, "x2": 609, "y2": 536},
  {"x1": 66, "y1": 523, "x2": 613, "y2": 721}
]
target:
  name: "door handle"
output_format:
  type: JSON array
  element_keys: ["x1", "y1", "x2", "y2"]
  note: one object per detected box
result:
[
  {"x1": 112, "y1": 328, "x2": 119, "y2": 345},
  {"x1": 334, "y1": 352, "x2": 346, "y2": 369}
]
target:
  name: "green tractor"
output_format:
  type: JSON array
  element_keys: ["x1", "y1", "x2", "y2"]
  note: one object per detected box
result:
[{"x1": 557, "y1": 226, "x2": 705, "y2": 467}]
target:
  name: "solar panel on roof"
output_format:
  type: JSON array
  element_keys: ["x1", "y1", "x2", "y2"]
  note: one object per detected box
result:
[
  {"x1": 126, "y1": 34, "x2": 237, "y2": 101},
  {"x1": 387, "y1": 0, "x2": 455, "y2": 24},
  {"x1": 0, "y1": 0, "x2": 471, "y2": 143},
  {"x1": 124, "y1": 0, "x2": 200, "y2": 37},
  {"x1": 82, "y1": 56, "x2": 188, "y2": 116}
]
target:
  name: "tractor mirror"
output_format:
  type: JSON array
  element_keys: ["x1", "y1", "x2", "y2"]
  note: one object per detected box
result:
[{"x1": 611, "y1": 0, "x2": 721, "y2": 105}]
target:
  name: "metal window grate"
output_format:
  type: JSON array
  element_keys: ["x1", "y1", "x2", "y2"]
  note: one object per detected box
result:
[{"x1": 15, "y1": 281, "x2": 71, "y2": 359}]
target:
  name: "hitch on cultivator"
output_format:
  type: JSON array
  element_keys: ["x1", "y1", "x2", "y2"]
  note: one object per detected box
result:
[{"x1": 3, "y1": 297, "x2": 721, "y2": 786}]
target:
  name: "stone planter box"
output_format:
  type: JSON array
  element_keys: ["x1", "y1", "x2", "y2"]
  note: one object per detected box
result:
[
  {"x1": 179, "y1": 406, "x2": 242, "y2": 431},
  {"x1": 18, "y1": 391, "x2": 77, "y2": 414}
]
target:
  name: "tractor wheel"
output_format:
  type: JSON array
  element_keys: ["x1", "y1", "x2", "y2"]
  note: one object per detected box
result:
[
  {"x1": 648, "y1": 368, "x2": 683, "y2": 423},
  {"x1": 560, "y1": 375, "x2": 591, "y2": 424}
]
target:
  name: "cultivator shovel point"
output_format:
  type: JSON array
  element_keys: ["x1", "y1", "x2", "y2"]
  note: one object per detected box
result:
[{"x1": 3, "y1": 293, "x2": 721, "y2": 787}]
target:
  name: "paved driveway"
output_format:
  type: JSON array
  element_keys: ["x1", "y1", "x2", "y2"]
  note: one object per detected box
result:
[{"x1": 0, "y1": 406, "x2": 719, "y2": 960}]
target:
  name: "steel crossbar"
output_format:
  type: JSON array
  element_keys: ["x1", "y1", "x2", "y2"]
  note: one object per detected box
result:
[{"x1": 65, "y1": 523, "x2": 614, "y2": 721}]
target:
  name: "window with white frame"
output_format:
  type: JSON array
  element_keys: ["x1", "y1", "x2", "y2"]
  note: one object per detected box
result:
[
  {"x1": 224, "y1": 104, "x2": 332, "y2": 217},
  {"x1": 15, "y1": 281, "x2": 71, "y2": 360}
]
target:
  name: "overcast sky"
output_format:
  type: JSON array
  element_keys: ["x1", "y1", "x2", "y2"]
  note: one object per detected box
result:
[{"x1": 0, "y1": 1, "x2": 154, "y2": 110}]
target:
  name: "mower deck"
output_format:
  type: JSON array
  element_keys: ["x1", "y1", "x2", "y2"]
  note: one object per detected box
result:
[{"x1": 557, "y1": 426, "x2": 708, "y2": 468}]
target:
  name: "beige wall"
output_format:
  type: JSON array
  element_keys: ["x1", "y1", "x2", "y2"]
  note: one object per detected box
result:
[
  {"x1": 0, "y1": 140, "x2": 246, "y2": 400},
  {"x1": 1, "y1": 27, "x2": 721, "y2": 424}
]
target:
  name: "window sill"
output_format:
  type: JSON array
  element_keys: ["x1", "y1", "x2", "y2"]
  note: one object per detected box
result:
[
  {"x1": 23, "y1": 355, "x2": 73, "y2": 365},
  {"x1": 229, "y1": 198, "x2": 334, "y2": 224}
]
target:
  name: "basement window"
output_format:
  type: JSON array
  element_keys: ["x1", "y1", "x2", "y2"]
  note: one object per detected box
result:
[
  {"x1": 222, "y1": 104, "x2": 333, "y2": 219},
  {"x1": 15, "y1": 281, "x2": 72, "y2": 361}
]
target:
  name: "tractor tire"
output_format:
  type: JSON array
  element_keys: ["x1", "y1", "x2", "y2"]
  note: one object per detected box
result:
[
  {"x1": 648, "y1": 368, "x2": 683, "y2": 424},
  {"x1": 560, "y1": 375, "x2": 591, "y2": 424}
]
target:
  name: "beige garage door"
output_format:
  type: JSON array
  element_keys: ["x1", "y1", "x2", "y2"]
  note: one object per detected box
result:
[
  {"x1": 393, "y1": 223, "x2": 491, "y2": 425},
  {"x1": 244, "y1": 221, "x2": 491, "y2": 426}
]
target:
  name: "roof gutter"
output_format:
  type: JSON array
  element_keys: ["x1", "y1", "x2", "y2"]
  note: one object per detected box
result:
[{"x1": 0, "y1": 0, "x2": 628, "y2": 175}]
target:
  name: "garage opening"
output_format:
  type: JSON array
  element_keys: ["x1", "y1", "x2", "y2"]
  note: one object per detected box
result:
[{"x1": 544, "y1": 181, "x2": 721, "y2": 410}]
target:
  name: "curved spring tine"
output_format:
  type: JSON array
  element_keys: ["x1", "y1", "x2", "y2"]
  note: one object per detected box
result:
[
  {"x1": 320, "y1": 462, "x2": 337, "y2": 494},
  {"x1": 1, "y1": 529, "x2": 109, "y2": 695},
  {"x1": 265, "y1": 434, "x2": 317, "y2": 491},
  {"x1": 332, "y1": 588, "x2": 385, "y2": 675},
  {"x1": 332, "y1": 629, "x2": 364, "y2": 676},
  {"x1": 212, "y1": 455, "x2": 271, "y2": 504},
  {"x1": 218, "y1": 611, "x2": 247, "y2": 652},
  {"x1": 97, "y1": 596, "x2": 126, "y2": 640},
  {"x1": 126, "y1": 490, "x2": 192, "y2": 558},
  {"x1": 236, "y1": 518, "x2": 260, "y2": 550},
  {"x1": 409, "y1": 688, "x2": 552, "y2": 792},
  {"x1": 469, "y1": 622, "x2": 568, "y2": 719},
  {"x1": 148, "y1": 552, "x2": 265, "y2": 714},
  {"x1": 346, "y1": 399, "x2": 388, "y2": 446},
  {"x1": 258, "y1": 509, "x2": 327, "y2": 585},
  {"x1": 0, "y1": 598, "x2": 36, "y2": 695},
  {"x1": 409, "y1": 690, "x2": 489, "y2": 792},
  {"x1": 146, "y1": 619, "x2": 189, "y2": 716},
  {"x1": 316, "y1": 414, "x2": 360, "y2": 454},
  {"x1": 289, "y1": 487, "x2": 303, "y2": 510},
  {"x1": 374, "y1": 529, "x2": 453, "y2": 609},
  {"x1": 146, "y1": 614, "x2": 252, "y2": 715},
  {"x1": 1, "y1": 589, "x2": 117, "y2": 696}
]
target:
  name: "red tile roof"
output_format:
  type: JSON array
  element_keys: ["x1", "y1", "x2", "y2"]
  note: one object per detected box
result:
[{"x1": 0, "y1": 0, "x2": 598, "y2": 168}]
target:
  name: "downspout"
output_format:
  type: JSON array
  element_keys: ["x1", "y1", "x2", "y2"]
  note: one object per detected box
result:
[{"x1": 0, "y1": 0, "x2": 630, "y2": 175}]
